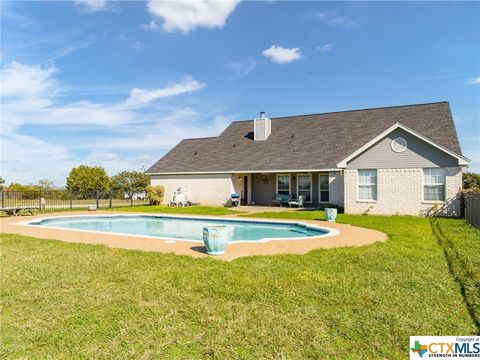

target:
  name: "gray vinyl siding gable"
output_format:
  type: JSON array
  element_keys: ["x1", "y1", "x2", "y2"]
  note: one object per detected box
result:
[{"x1": 346, "y1": 128, "x2": 459, "y2": 169}]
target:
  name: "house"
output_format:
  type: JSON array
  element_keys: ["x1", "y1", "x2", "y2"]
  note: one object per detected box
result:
[{"x1": 146, "y1": 102, "x2": 470, "y2": 216}]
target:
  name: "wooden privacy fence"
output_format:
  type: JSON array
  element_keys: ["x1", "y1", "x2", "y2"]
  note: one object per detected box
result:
[
  {"x1": 463, "y1": 192, "x2": 480, "y2": 228},
  {"x1": 1, "y1": 190, "x2": 149, "y2": 213}
]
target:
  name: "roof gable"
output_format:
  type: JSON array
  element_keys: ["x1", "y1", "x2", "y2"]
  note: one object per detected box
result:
[{"x1": 337, "y1": 122, "x2": 470, "y2": 168}]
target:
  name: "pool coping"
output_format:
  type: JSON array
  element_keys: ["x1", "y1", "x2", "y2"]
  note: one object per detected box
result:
[
  {"x1": 16, "y1": 213, "x2": 340, "y2": 244},
  {"x1": 1, "y1": 211, "x2": 387, "y2": 260}
]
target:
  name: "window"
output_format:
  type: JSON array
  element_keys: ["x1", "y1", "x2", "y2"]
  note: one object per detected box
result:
[
  {"x1": 319, "y1": 174, "x2": 329, "y2": 203},
  {"x1": 297, "y1": 174, "x2": 312, "y2": 202},
  {"x1": 423, "y1": 168, "x2": 445, "y2": 201},
  {"x1": 276, "y1": 175, "x2": 290, "y2": 195},
  {"x1": 358, "y1": 169, "x2": 377, "y2": 201}
]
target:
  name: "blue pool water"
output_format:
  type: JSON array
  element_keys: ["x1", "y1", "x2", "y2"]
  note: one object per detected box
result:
[{"x1": 31, "y1": 215, "x2": 329, "y2": 242}]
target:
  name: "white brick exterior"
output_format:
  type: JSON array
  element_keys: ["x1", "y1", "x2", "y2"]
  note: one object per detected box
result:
[
  {"x1": 344, "y1": 167, "x2": 462, "y2": 216},
  {"x1": 151, "y1": 174, "x2": 235, "y2": 206}
]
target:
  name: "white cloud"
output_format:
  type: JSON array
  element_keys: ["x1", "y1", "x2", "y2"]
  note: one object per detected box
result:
[
  {"x1": 1, "y1": 62, "x2": 206, "y2": 131},
  {"x1": 74, "y1": 0, "x2": 108, "y2": 13},
  {"x1": 315, "y1": 43, "x2": 333, "y2": 52},
  {"x1": 1, "y1": 62, "x2": 137, "y2": 130},
  {"x1": 124, "y1": 77, "x2": 206, "y2": 107},
  {"x1": 311, "y1": 12, "x2": 359, "y2": 28},
  {"x1": 262, "y1": 45, "x2": 302, "y2": 64},
  {"x1": 146, "y1": 0, "x2": 240, "y2": 34},
  {"x1": 226, "y1": 60, "x2": 255, "y2": 80},
  {"x1": 467, "y1": 77, "x2": 480, "y2": 85},
  {"x1": 1, "y1": 61, "x2": 60, "y2": 102},
  {"x1": 93, "y1": 112, "x2": 233, "y2": 150}
]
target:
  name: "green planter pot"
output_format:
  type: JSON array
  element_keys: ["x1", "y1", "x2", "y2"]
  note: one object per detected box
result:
[
  {"x1": 325, "y1": 208, "x2": 338, "y2": 222},
  {"x1": 203, "y1": 226, "x2": 230, "y2": 255}
]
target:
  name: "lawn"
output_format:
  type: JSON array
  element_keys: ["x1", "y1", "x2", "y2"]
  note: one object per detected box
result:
[
  {"x1": 1, "y1": 211, "x2": 479, "y2": 359},
  {"x1": 109, "y1": 204, "x2": 244, "y2": 216},
  {"x1": 431, "y1": 218, "x2": 480, "y2": 330}
]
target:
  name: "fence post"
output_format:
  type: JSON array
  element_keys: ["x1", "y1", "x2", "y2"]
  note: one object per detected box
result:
[
  {"x1": 96, "y1": 190, "x2": 100, "y2": 209},
  {"x1": 38, "y1": 190, "x2": 42, "y2": 212},
  {"x1": 109, "y1": 191, "x2": 112, "y2": 209},
  {"x1": 70, "y1": 193, "x2": 73, "y2": 210},
  {"x1": 131, "y1": 196, "x2": 133, "y2": 207}
]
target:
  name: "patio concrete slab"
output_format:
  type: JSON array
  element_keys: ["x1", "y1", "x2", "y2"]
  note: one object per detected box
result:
[{"x1": 0, "y1": 211, "x2": 387, "y2": 261}]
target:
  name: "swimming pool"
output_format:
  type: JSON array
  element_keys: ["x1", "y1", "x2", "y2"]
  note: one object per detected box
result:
[{"x1": 27, "y1": 215, "x2": 337, "y2": 243}]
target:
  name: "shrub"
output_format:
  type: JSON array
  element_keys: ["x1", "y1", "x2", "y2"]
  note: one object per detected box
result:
[{"x1": 146, "y1": 185, "x2": 165, "y2": 205}]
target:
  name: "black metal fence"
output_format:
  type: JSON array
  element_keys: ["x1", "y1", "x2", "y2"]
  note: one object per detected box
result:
[
  {"x1": 1, "y1": 190, "x2": 149, "y2": 213},
  {"x1": 463, "y1": 192, "x2": 480, "y2": 229}
]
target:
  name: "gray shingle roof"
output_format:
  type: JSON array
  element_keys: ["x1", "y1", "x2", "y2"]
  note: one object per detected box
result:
[{"x1": 146, "y1": 102, "x2": 462, "y2": 174}]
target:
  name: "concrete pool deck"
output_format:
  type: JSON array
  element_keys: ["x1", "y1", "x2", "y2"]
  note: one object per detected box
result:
[{"x1": 0, "y1": 211, "x2": 387, "y2": 261}]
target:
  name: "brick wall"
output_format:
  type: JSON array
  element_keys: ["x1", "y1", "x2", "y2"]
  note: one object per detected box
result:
[
  {"x1": 151, "y1": 174, "x2": 233, "y2": 206},
  {"x1": 344, "y1": 167, "x2": 462, "y2": 216}
]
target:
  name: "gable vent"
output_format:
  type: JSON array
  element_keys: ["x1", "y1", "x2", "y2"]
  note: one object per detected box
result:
[
  {"x1": 391, "y1": 137, "x2": 407, "y2": 153},
  {"x1": 254, "y1": 111, "x2": 271, "y2": 141}
]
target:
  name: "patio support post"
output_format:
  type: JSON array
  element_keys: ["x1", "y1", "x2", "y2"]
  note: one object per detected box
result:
[
  {"x1": 96, "y1": 190, "x2": 100, "y2": 209},
  {"x1": 1, "y1": 191, "x2": 4, "y2": 209},
  {"x1": 109, "y1": 191, "x2": 112, "y2": 209}
]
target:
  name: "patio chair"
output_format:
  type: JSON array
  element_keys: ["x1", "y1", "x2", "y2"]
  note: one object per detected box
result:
[
  {"x1": 270, "y1": 194, "x2": 292, "y2": 207},
  {"x1": 288, "y1": 195, "x2": 305, "y2": 208}
]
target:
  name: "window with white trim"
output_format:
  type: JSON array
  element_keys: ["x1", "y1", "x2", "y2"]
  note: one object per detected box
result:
[
  {"x1": 423, "y1": 168, "x2": 445, "y2": 201},
  {"x1": 297, "y1": 174, "x2": 312, "y2": 202},
  {"x1": 276, "y1": 175, "x2": 290, "y2": 195},
  {"x1": 319, "y1": 174, "x2": 329, "y2": 203},
  {"x1": 358, "y1": 169, "x2": 377, "y2": 201}
]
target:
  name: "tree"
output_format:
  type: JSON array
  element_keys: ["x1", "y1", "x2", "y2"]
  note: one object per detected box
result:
[
  {"x1": 66, "y1": 165, "x2": 109, "y2": 197},
  {"x1": 110, "y1": 171, "x2": 150, "y2": 200},
  {"x1": 38, "y1": 179, "x2": 54, "y2": 189},
  {"x1": 0, "y1": 177, "x2": 4, "y2": 191},
  {"x1": 463, "y1": 172, "x2": 480, "y2": 190}
]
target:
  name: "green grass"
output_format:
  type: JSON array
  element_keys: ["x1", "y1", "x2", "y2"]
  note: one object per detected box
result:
[
  {"x1": 1, "y1": 214, "x2": 479, "y2": 359},
  {"x1": 108, "y1": 204, "x2": 244, "y2": 216},
  {"x1": 430, "y1": 218, "x2": 480, "y2": 330}
]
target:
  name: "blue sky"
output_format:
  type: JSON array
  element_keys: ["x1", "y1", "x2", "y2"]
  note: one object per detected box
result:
[{"x1": 1, "y1": 0, "x2": 479, "y2": 186}]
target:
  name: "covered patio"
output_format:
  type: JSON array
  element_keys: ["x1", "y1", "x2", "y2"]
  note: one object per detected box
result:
[{"x1": 232, "y1": 172, "x2": 344, "y2": 207}]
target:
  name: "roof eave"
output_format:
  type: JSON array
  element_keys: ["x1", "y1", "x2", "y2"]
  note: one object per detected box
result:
[{"x1": 146, "y1": 168, "x2": 340, "y2": 175}]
